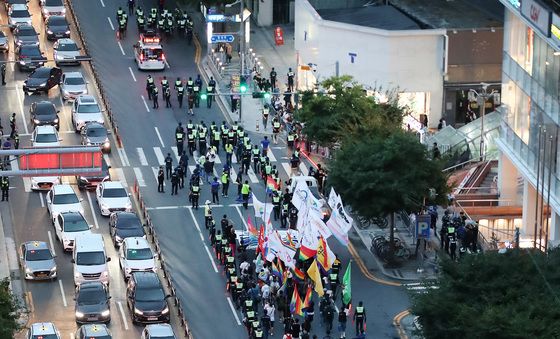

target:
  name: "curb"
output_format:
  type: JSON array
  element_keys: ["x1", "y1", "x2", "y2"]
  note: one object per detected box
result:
[{"x1": 393, "y1": 309, "x2": 411, "y2": 339}]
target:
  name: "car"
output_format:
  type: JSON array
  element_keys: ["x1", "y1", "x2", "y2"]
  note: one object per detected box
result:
[
  {"x1": 15, "y1": 44, "x2": 45, "y2": 71},
  {"x1": 54, "y1": 211, "x2": 93, "y2": 252},
  {"x1": 30, "y1": 101, "x2": 60, "y2": 129},
  {"x1": 53, "y1": 38, "x2": 82, "y2": 66},
  {"x1": 27, "y1": 322, "x2": 61, "y2": 339},
  {"x1": 141, "y1": 324, "x2": 177, "y2": 339},
  {"x1": 60, "y1": 71, "x2": 88, "y2": 101},
  {"x1": 72, "y1": 95, "x2": 104, "y2": 132},
  {"x1": 19, "y1": 241, "x2": 57, "y2": 280},
  {"x1": 81, "y1": 122, "x2": 111, "y2": 153},
  {"x1": 109, "y1": 212, "x2": 145, "y2": 247},
  {"x1": 46, "y1": 184, "x2": 84, "y2": 222},
  {"x1": 75, "y1": 281, "x2": 111, "y2": 324},
  {"x1": 119, "y1": 237, "x2": 156, "y2": 280},
  {"x1": 96, "y1": 181, "x2": 132, "y2": 216},
  {"x1": 75, "y1": 323, "x2": 112, "y2": 339},
  {"x1": 23, "y1": 66, "x2": 62, "y2": 94},
  {"x1": 0, "y1": 30, "x2": 9, "y2": 53},
  {"x1": 76, "y1": 156, "x2": 111, "y2": 190},
  {"x1": 8, "y1": 3, "x2": 32, "y2": 29},
  {"x1": 45, "y1": 15, "x2": 70, "y2": 40},
  {"x1": 13, "y1": 24, "x2": 39, "y2": 46},
  {"x1": 127, "y1": 272, "x2": 170, "y2": 324},
  {"x1": 5, "y1": 0, "x2": 28, "y2": 11},
  {"x1": 31, "y1": 125, "x2": 61, "y2": 147},
  {"x1": 72, "y1": 234, "x2": 110, "y2": 286},
  {"x1": 41, "y1": 0, "x2": 65, "y2": 19},
  {"x1": 31, "y1": 176, "x2": 61, "y2": 191}
]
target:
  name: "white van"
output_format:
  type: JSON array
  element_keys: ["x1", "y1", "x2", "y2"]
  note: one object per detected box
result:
[{"x1": 72, "y1": 234, "x2": 111, "y2": 286}]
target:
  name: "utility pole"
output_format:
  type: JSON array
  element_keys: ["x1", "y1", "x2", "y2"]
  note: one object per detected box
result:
[{"x1": 469, "y1": 83, "x2": 497, "y2": 161}]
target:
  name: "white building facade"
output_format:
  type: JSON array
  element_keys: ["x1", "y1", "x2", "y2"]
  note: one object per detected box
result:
[{"x1": 294, "y1": 0, "x2": 447, "y2": 128}]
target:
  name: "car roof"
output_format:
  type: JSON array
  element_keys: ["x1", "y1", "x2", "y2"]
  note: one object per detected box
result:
[
  {"x1": 81, "y1": 323, "x2": 110, "y2": 336},
  {"x1": 131, "y1": 271, "x2": 160, "y2": 287},
  {"x1": 11, "y1": 3, "x2": 28, "y2": 10},
  {"x1": 146, "y1": 324, "x2": 174, "y2": 336},
  {"x1": 102, "y1": 181, "x2": 125, "y2": 189},
  {"x1": 31, "y1": 322, "x2": 57, "y2": 334},
  {"x1": 35, "y1": 125, "x2": 57, "y2": 134},
  {"x1": 34, "y1": 100, "x2": 56, "y2": 108},
  {"x1": 114, "y1": 211, "x2": 137, "y2": 219},
  {"x1": 64, "y1": 71, "x2": 84, "y2": 78},
  {"x1": 75, "y1": 234, "x2": 104, "y2": 252},
  {"x1": 16, "y1": 24, "x2": 35, "y2": 31},
  {"x1": 24, "y1": 241, "x2": 49, "y2": 251},
  {"x1": 56, "y1": 38, "x2": 76, "y2": 45},
  {"x1": 52, "y1": 184, "x2": 75, "y2": 195},
  {"x1": 77, "y1": 95, "x2": 97, "y2": 104},
  {"x1": 78, "y1": 281, "x2": 106, "y2": 292},
  {"x1": 60, "y1": 211, "x2": 85, "y2": 221},
  {"x1": 123, "y1": 237, "x2": 150, "y2": 249},
  {"x1": 84, "y1": 122, "x2": 105, "y2": 130}
]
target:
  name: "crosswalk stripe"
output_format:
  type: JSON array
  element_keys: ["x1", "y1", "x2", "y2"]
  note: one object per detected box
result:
[
  {"x1": 230, "y1": 168, "x2": 237, "y2": 183},
  {"x1": 247, "y1": 168, "x2": 260, "y2": 184},
  {"x1": 171, "y1": 146, "x2": 180, "y2": 162},
  {"x1": 214, "y1": 153, "x2": 222, "y2": 164},
  {"x1": 103, "y1": 154, "x2": 112, "y2": 167},
  {"x1": 10, "y1": 156, "x2": 31, "y2": 192},
  {"x1": 117, "y1": 147, "x2": 130, "y2": 166},
  {"x1": 151, "y1": 167, "x2": 165, "y2": 186},
  {"x1": 281, "y1": 162, "x2": 293, "y2": 178},
  {"x1": 136, "y1": 148, "x2": 148, "y2": 166},
  {"x1": 232, "y1": 153, "x2": 238, "y2": 164},
  {"x1": 153, "y1": 147, "x2": 165, "y2": 166},
  {"x1": 133, "y1": 167, "x2": 146, "y2": 187},
  {"x1": 113, "y1": 168, "x2": 129, "y2": 189},
  {"x1": 299, "y1": 162, "x2": 309, "y2": 176},
  {"x1": 267, "y1": 150, "x2": 277, "y2": 162}
]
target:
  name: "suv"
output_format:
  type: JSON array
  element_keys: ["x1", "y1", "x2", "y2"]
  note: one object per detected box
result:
[
  {"x1": 72, "y1": 234, "x2": 111, "y2": 286},
  {"x1": 127, "y1": 271, "x2": 170, "y2": 324},
  {"x1": 72, "y1": 95, "x2": 104, "y2": 132},
  {"x1": 74, "y1": 281, "x2": 111, "y2": 324},
  {"x1": 76, "y1": 156, "x2": 110, "y2": 190},
  {"x1": 27, "y1": 322, "x2": 61, "y2": 339},
  {"x1": 95, "y1": 181, "x2": 132, "y2": 216}
]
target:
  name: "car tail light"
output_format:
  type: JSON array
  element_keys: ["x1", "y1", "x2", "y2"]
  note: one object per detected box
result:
[
  {"x1": 140, "y1": 54, "x2": 144, "y2": 62},
  {"x1": 161, "y1": 53, "x2": 165, "y2": 60}
]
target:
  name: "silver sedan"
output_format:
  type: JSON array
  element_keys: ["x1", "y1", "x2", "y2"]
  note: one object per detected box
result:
[
  {"x1": 60, "y1": 71, "x2": 88, "y2": 101},
  {"x1": 19, "y1": 241, "x2": 57, "y2": 280}
]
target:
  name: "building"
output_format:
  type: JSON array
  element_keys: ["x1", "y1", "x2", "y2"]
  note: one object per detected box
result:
[{"x1": 496, "y1": 0, "x2": 560, "y2": 249}]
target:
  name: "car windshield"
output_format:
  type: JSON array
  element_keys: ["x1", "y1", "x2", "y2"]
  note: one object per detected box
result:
[
  {"x1": 136, "y1": 287, "x2": 165, "y2": 302},
  {"x1": 49, "y1": 17, "x2": 67, "y2": 25},
  {"x1": 103, "y1": 188, "x2": 127, "y2": 198},
  {"x1": 57, "y1": 42, "x2": 77, "y2": 51},
  {"x1": 53, "y1": 193, "x2": 79, "y2": 204},
  {"x1": 45, "y1": 0, "x2": 63, "y2": 5},
  {"x1": 35, "y1": 133, "x2": 58, "y2": 143},
  {"x1": 11, "y1": 10, "x2": 30, "y2": 18},
  {"x1": 76, "y1": 251, "x2": 105, "y2": 265},
  {"x1": 126, "y1": 248, "x2": 153, "y2": 260},
  {"x1": 63, "y1": 217, "x2": 89, "y2": 232},
  {"x1": 117, "y1": 216, "x2": 140, "y2": 229},
  {"x1": 36, "y1": 105, "x2": 56, "y2": 115},
  {"x1": 32, "y1": 335, "x2": 58, "y2": 339},
  {"x1": 65, "y1": 76, "x2": 84, "y2": 85},
  {"x1": 26, "y1": 248, "x2": 52, "y2": 261},
  {"x1": 31, "y1": 68, "x2": 51, "y2": 78},
  {"x1": 144, "y1": 48, "x2": 163, "y2": 59},
  {"x1": 21, "y1": 46, "x2": 41, "y2": 56},
  {"x1": 86, "y1": 127, "x2": 106, "y2": 138},
  {"x1": 77, "y1": 104, "x2": 100, "y2": 113},
  {"x1": 17, "y1": 27, "x2": 36, "y2": 36},
  {"x1": 77, "y1": 288, "x2": 106, "y2": 305}
]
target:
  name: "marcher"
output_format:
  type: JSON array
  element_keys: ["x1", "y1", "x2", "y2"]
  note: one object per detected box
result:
[
  {"x1": 221, "y1": 171, "x2": 230, "y2": 197},
  {"x1": 152, "y1": 86, "x2": 159, "y2": 108},
  {"x1": 157, "y1": 166, "x2": 165, "y2": 192},
  {"x1": 211, "y1": 177, "x2": 220, "y2": 203},
  {"x1": 338, "y1": 305, "x2": 348, "y2": 338},
  {"x1": 165, "y1": 152, "x2": 173, "y2": 179},
  {"x1": 1, "y1": 177, "x2": 9, "y2": 201},
  {"x1": 354, "y1": 301, "x2": 366, "y2": 336},
  {"x1": 171, "y1": 170, "x2": 179, "y2": 195},
  {"x1": 1, "y1": 63, "x2": 6, "y2": 86}
]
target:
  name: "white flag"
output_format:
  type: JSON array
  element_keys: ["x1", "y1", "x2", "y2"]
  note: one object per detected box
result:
[
  {"x1": 292, "y1": 180, "x2": 322, "y2": 215},
  {"x1": 309, "y1": 208, "x2": 332, "y2": 239},
  {"x1": 252, "y1": 193, "x2": 273, "y2": 225},
  {"x1": 328, "y1": 187, "x2": 339, "y2": 210},
  {"x1": 333, "y1": 193, "x2": 353, "y2": 232}
]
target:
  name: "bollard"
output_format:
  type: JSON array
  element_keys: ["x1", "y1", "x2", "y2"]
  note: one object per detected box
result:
[{"x1": 256, "y1": 120, "x2": 259, "y2": 131}]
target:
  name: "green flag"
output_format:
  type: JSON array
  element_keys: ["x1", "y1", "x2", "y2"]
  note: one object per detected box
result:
[{"x1": 342, "y1": 261, "x2": 352, "y2": 305}]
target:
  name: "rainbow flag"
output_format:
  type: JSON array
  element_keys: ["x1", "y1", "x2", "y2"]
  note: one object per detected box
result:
[
  {"x1": 247, "y1": 216, "x2": 258, "y2": 236},
  {"x1": 302, "y1": 286, "x2": 312, "y2": 309},
  {"x1": 299, "y1": 244, "x2": 316, "y2": 261},
  {"x1": 271, "y1": 260, "x2": 282, "y2": 281},
  {"x1": 292, "y1": 266, "x2": 305, "y2": 282},
  {"x1": 266, "y1": 176, "x2": 279, "y2": 192},
  {"x1": 290, "y1": 286, "x2": 303, "y2": 316}
]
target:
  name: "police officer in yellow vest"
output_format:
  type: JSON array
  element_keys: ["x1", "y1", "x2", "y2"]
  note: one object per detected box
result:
[
  {"x1": 186, "y1": 77, "x2": 194, "y2": 93},
  {"x1": 272, "y1": 190, "x2": 281, "y2": 221},
  {"x1": 190, "y1": 181, "x2": 200, "y2": 209},
  {"x1": 354, "y1": 301, "x2": 366, "y2": 335},
  {"x1": 225, "y1": 143, "x2": 234, "y2": 166},
  {"x1": 287, "y1": 130, "x2": 296, "y2": 149},
  {"x1": 272, "y1": 117, "x2": 281, "y2": 144},
  {"x1": 221, "y1": 171, "x2": 230, "y2": 197},
  {"x1": 241, "y1": 181, "x2": 251, "y2": 209}
]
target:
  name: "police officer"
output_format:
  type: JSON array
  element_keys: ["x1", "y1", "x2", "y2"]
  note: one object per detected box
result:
[
  {"x1": 186, "y1": 77, "x2": 194, "y2": 93},
  {"x1": 13, "y1": 132, "x2": 19, "y2": 150},
  {"x1": 118, "y1": 15, "x2": 127, "y2": 38},
  {"x1": 198, "y1": 123, "x2": 208, "y2": 155},
  {"x1": 193, "y1": 75, "x2": 202, "y2": 107},
  {"x1": 187, "y1": 128, "x2": 196, "y2": 156},
  {"x1": 146, "y1": 75, "x2": 155, "y2": 100},
  {"x1": 171, "y1": 169, "x2": 179, "y2": 195},
  {"x1": 354, "y1": 301, "x2": 366, "y2": 336},
  {"x1": 164, "y1": 86, "x2": 172, "y2": 108},
  {"x1": 212, "y1": 127, "x2": 221, "y2": 153},
  {"x1": 157, "y1": 15, "x2": 165, "y2": 33},
  {"x1": 1, "y1": 63, "x2": 6, "y2": 86},
  {"x1": 176, "y1": 124, "x2": 185, "y2": 155},
  {"x1": 136, "y1": 14, "x2": 145, "y2": 32},
  {"x1": 287, "y1": 130, "x2": 296, "y2": 149},
  {"x1": 177, "y1": 165, "x2": 185, "y2": 189},
  {"x1": 225, "y1": 142, "x2": 234, "y2": 166},
  {"x1": 116, "y1": 6, "x2": 124, "y2": 22},
  {"x1": 9, "y1": 113, "x2": 16, "y2": 134},
  {"x1": 164, "y1": 152, "x2": 173, "y2": 180},
  {"x1": 128, "y1": 0, "x2": 135, "y2": 14},
  {"x1": 135, "y1": 5, "x2": 143, "y2": 17},
  {"x1": 207, "y1": 76, "x2": 216, "y2": 108},
  {"x1": 157, "y1": 166, "x2": 165, "y2": 192},
  {"x1": 0, "y1": 177, "x2": 8, "y2": 201},
  {"x1": 241, "y1": 180, "x2": 251, "y2": 209},
  {"x1": 287, "y1": 67, "x2": 295, "y2": 92},
  {"x1": 221, "y1": 170, "x2": 229, "y2": 197},
  {"x1": 204, "y1": 200, "x2": 213, "y2": 229},
  {"x1": 280, "y1": 198, "x2": 289, "y2": 228},
  {"x1": 269, "y1": 67, "x2": 277, "y2": 89},
  {"x1": 241, "y1": 147, "x2": 251, "y2": 175},
  {"x1": 252, "y1": 145, "x2": 260, "y2": 174},
  {"x1": 448, "y1": 221, "x2": 458, "y2": 260},
  {"x1": 152, "y1": 86, "x2": 159, "y2": 108},
  {"x1": 440, "y1": 210, "x2": 451, "y2": 249},
  {"x1": 272, "y1": 190, "x2": 281, "y2": 221},
  {"x1": 272, "y1": 117, "x2": 281, "y2": 144},
  {"x1": 190, "y1": 180, "x2": 200, "y2": 209}
]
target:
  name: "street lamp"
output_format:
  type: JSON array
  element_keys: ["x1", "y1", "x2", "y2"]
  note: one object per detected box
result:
[
  {"x1": 469, "y1": 83, "x2": 498, "y2": 161},
  {"x1": 226, "y1": 0, "x2": 247, "y2": 123}
]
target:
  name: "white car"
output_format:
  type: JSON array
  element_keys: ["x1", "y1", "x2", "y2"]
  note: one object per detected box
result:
[
  {"x1": 72, "y1": 95, "x2": 104, "y2": 132},
  {"x1": 8, "y1": 3, "x2": 32, "y2": 28},
  {"x1": 31, "y1": 176, "x2": 61, "y2": 191},
  {"x1": 53, "y1": 38, "x2": 81, "y2": 66},
  {"x1": 119, "y1": 237, "x2": 156, "y2": 279},
  {"x1": 96, "y1": 181, "x2": 132, "y2": 216},
  {"x1": 46, "y1": 184, "x2": 84, "y2": 222},
  {"x1": 27, "y1": 322, "x2": 62, "y2": 339},
  {"x1": 41, "y1": 0, "x2": 65, "y2": 19},
  {"x1": 54, "y1": 211, "x2": 92, "y2": 252},
  {"x1": 31, "y1": 125, "x2": 61, "y2": 147},
  {"x1": 60, "y1": 71, "x2": 88, "y2": 101},
  {"x1": 141, "y1": 324, "x2": 177, "y2": 339}
]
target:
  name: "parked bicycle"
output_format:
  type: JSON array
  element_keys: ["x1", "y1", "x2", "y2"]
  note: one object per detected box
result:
[{"x1": 371, "y1": 235, "x2": 411, "y2": 262}]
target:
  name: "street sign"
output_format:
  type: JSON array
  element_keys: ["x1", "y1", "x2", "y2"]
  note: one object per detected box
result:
[
  {"x1": 211, "y1": 34, "x2": 235, "y2": 43},
  {"x1": 416, "y1": 215, "x2": 431, "y2": 239}
]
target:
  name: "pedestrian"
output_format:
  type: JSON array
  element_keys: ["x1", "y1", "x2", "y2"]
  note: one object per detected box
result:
[
  {"x1": 13, "y1": 132, "x2": 19, "y2": 149},
  {"x1": 188, "y1": 92, "x2": 195, "y2": 115},
  {"x1": 325, "y1": 299, "x2": 335, "y2": 334},
  {"x1": 270, "y1": 67, "x2": 277, "y2": 89},
  {"x1": 432, "y1": 142, "x2": 441, "y2": 159},
  {"x1": 287, "y1": 68, "x2": 295, "y2": 92},
  {"x1": 353, "y1": 301, "x2": 366, "y2": 336},
  {"x1": 146, "y1": 75, "x2": 155, "y2": 100},
  {"x1": 9, "y1": 113, "x2": 16, "y2": 134},
  {"x1": 221, "y1": 170, "x2": 230, "y2": 197},
  {"x1": 0, "y1": 177, "x2": 8, "y2": 201},
  {"x1": 338, "y1": 304, "x2": 348, "y2": 338},
  {"x1": 152, "y1": 86, "x2": 159, "y2": 108},
  {"x1": 437, "y1": 118, "x2": 446, "y2": 130},
  {"x1": 171, "y1": 170, "x2": 179, "y2": 195},
  {"x1": 211, "y1": 177, "x2": 220, "y2": 203},
  {"x1": 164, "y1": 86, "x2": 172, "y2": 108},
  {"x1": 291, "y1": 318, "x2": 301, "y2": 339},
  {"x1": 1, "y1": 63, "x2": 6, "y2": 86},
  {"x1": 241, "y1": 180, "x2": 251, "y2": 209},
  {"x1": 207, "y1": 76, "x2": 216, "y2": 108},
  {"x1": 157, "y1": 166, "x2": 165, "y2": 192},
  {"x1": 177, "y1": 165, "x2": 185, "y2": 189},
  {"x1": 165, "y1": 153, "x2": 173, "y2": 179}
]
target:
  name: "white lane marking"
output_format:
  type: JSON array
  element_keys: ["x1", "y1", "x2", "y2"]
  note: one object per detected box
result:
[
  {"x1": 247, "y1": 168, "x2": 259, "y2": 184},
  {"x1": 15, "y1": 85, "x2": 29, "y2": 134},
  {"x1": 141, "y1": 95, "x2": 151, "y2": 112},
  {"x1": 146, "y1": 203, "x2": 253, "y2": 210},
  {"x1": 232, "y1": 153, "x2": 238, "y2": 164},
  {"x1": 114, "y1": 168, "x2": 129, "y2": 188},
  {"x1": 107, "y1": 17, "x2": 115, "y2": 31},
  {"x1": 188, "y1": 165, "x2": 197, "y2": 176},
  {"x1": 229, "y1": 168, "x2": 237, "y2": 184},
  {"x1": 153, "y1": 147, "x2": 165, "y2": 166},
  {"x1": 58, "y1": 280, "x2": 67, "y2": 307},
  {"x1": 164, "y1": 59, "x2": 170, "y2": 68},
  {"x1": 128, "y1": 67, "x2": 137, "y2": 82},
  {"x1": 103, "y1": 154, "x2": 112, "y2": 167},
  {"x1": 47, "y1": 230, "x2": 56, "y2": 256},
  {"x1": 86, "y1": 191, "x2": 100, "y2": 229},
  {"x1": 154, "y1": 127, "x2": 165, "y2": 148},
  {"x1": 39, "y1": 192, "x2": 45, "y2": 208},
  {"x1": 117, "y1": 301, "x2": 130, "y2": 330},
  {"x1": 99, "y1": 0, "x2": 105, "y2": 7},
  {"x1": 227, "y1": 296, "x2": 242, "y2": 325},
  {"x1": 171, "y1": 146, "x2": 180, "y2": 162},
  {"x1": 117, "y1": 41, "x2": 125, "y2": 56},
  {"x1": 281, "y1": 162, "x2": 292, "y2": 178},
  {"x1": 117, "y1": 148, "x2": 130, "y2": 167},
  {"x1": 234, "y1": 205, "x2": 249, "y2": 231},
  {"x1": 151, "y1": 166, "x2": 165, "y2": 186},
  {"x1": 187, "y1": 208, "x2": 218, "y2": 273},
  {"x1": 267, "y1": 150, "x2": 277, "y2": 162},
  {"x1": 133, "y1": 167, "x2": 146, "y2": 187},
  {"x1": 214, "y1": 154, "x2": 222, "y2": 164},
  {"x1": 299, "y1": 162, "x2": 309, "y2": 176},
  {"x1": 10, "y1": 157, "x2": 31, "y2": 192},
  {"x1": 136, "y1": 147, "x2": 148, "y2": 166}
]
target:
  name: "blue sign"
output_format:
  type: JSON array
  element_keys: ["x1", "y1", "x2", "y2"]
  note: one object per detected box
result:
[
  {"x1": 416, "y1": 215, "x2": 431, "y2": 239},
  {"x1": 348, "y1": 52, "x2": 357, "y2": 63},
  {"x1": 211, "y1": 34, "x2": 235, "y2": 43}
]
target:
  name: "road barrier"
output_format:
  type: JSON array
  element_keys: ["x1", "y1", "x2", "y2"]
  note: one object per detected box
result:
[{"x1": 133, "y1": 180, "x2": 193, "y2": 338}]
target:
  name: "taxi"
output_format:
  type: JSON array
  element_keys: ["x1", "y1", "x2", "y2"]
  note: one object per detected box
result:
[
  {"x1": 133, "y1": 30, "x2": 165, "y2": 71},
  {"x1": 19, "y1": 241, "x2": 57, "y2": 280}
]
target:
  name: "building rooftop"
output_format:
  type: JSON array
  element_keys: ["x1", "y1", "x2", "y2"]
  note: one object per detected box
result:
[{"x1": 317, "y1": 5, "x2": 420, "y2": 30}]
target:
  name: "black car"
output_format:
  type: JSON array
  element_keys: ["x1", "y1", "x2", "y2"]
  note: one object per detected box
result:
[
  {"x1": 30, "y1": 101, "x2": 60, "y2": 129},
  {"x1": 45, "y1": 15, "x2": 70, "y2": 40},
  {"x1": 15, "y1": 44, "x2": 45, "y2": 71},
  {"x1": 109, "y1": 212, "x2": 145, "y2": 247},
  {"x1": 76, "y1": 157, "x2": 110, "y2": 190},
  {"x1": 127, "y1": 272, "x2": 170, "y2": 324},
  {"x1": 23, "y1": 67, "x2": 62, "y2": 94},
  {"x1": 75, "y1": 281, "x2": 111, "y2": 324},
  {"x1": 13, "y1": 24, "x2": 39, "y2": 46}
]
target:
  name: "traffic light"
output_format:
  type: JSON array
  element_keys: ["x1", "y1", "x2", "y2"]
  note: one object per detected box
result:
[{"x1": 239, "y1": 78, "x2": 247, "y2": 93}]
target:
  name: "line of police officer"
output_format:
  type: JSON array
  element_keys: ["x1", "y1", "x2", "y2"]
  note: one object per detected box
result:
[{"x1": 145, "y1": 74, "x2": 216, "y2": 111}]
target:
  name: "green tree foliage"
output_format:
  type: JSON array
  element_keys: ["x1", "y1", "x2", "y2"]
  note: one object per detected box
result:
[
  {"x1": 412, "y1": 249, "x2": 560, "y2": 339},
  {"x1": 296, "y1": 75, "x2": 404, "y2": 146},
  {"x1": 0, "y1": 278, "x2": 21, "y2": 338}
]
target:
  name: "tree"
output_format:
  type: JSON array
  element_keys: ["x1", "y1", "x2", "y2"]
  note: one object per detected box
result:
[
  {"x1": 411, "y1": 249, "x2": 560, "y2": 339},
  {"x1": 296, "y1": 75, "x2": 404, "y2": 146},
  {"x1": 0, "y1": 278, "x2": 21, "y2": 338}
]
